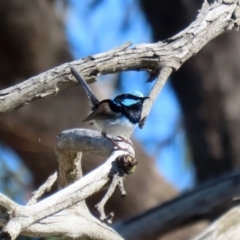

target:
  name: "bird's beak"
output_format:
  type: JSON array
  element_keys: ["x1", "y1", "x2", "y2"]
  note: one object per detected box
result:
[{"x1": 142, "y1": 96, "x2": 150, "y2": 101}]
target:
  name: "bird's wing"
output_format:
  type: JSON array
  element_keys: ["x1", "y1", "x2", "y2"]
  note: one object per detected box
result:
[
  {"x1": 70, "y1": 65, "x2": 99, "y2": 107},
  {"x1": 83, "y1": 101, "x2": 121, "y2": 122}
]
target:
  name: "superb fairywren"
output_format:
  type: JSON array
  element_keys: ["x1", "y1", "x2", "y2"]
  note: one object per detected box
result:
[{"x1": 70, "y1": 66, "x2": 149, "y2": 139}]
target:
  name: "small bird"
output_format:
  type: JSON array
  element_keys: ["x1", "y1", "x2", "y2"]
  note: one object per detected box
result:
[{"x1": 70, "y1": 65, "x2": 149, "y2": 139}]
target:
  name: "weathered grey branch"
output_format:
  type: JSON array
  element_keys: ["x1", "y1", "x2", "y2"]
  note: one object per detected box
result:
[
  {"x1": 1, "y1": 129, "x2": 133, "y2": 240},
  {"x1": 2, "y1": 169, "x2": 239, "y2": 240},
  {"x1": 57, "y1": 129, "x2": 114, "y2": 156},
  {"x1": 0, "y1": 0, "x2": 239, "y2": 118},
  {"x1": 115, "y1": 171, "x2": 240, "y2": 239},
  {"x1": 140, "y1": 67, "x2": 172, "y2": 127}
]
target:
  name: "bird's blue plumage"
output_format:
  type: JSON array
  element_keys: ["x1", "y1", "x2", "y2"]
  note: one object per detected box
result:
[
  {"x1": 117, "y1": 91, "x2": 144, "y2": 107},
  {"x1": 70, "y1": 65, "x2": 149, "y2": 138},
  {"x1": 112, "y1": 91, "x2": 148, "y2": 126},
  {"x1": 121, "y1": 98, "x2": 139, "y2": 106}
]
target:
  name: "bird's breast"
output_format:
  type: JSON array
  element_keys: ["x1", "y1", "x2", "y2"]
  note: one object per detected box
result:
[{"x1": 93, "y1": 116, "x2": 136, "y2": 138}]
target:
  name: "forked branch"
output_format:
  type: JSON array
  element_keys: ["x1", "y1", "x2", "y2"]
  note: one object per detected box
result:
[{"x1": 0, "y1": 130, "x2": 134, "y2": 240}]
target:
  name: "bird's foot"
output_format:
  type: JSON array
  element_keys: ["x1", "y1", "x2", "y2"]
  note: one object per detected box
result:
[
  {"x1": 115, "y1": 136, "x2": 134, "y2": 148},
  {"x1": 101, "y1": 132, "x2": 133, "y2": 151}
]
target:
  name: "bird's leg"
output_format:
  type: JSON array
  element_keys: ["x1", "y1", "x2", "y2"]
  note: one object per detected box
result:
[
  {"x1": 115, "y1": 136, "x2": 134, "y2": 148},
  {"x1": 101, "y1": 132, "x2": 121, "y2": 148},
  {"x1": 101, "y1": 132, "x2": 132, "y2": 151}
]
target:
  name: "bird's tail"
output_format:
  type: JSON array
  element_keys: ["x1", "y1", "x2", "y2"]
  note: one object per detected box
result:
[{"x1": 69, "y1": 65, "x2": 99, "y2": 107}]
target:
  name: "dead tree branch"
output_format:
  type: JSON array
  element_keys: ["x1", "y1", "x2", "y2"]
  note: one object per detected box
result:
[
  {"x1": 0, "y1": 130, "x2": 134, "y2": 240},
  {"x1": 0, "y1": 0, "x2": 239, "y2": 120}
]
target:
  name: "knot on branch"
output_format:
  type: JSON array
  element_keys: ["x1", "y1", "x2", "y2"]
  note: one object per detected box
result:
[{"x1": 117, "y1": 154, "x2": 138, "y2": 175}]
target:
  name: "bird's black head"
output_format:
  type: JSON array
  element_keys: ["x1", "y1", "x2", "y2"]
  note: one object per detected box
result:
[{"x1": 113, "y1": 92, "x2": 149, "y2": 124}]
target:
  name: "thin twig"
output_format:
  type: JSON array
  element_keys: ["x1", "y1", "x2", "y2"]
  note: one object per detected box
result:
[
  {"x1": 95, "y1": 173, "x2": 119, "y2": 224},
  {"x1": 117, "y1": 177, "x2": 127, "y2": 197},
  {"x1": 95, "y1": 154, "x2": 137, "y2": 224},
  {"x1": 140, "y1": 67, "x2": 172, "y2": 128},
  {"x1": 27, "y1": 172, "x2": 57, "y2": 205}
]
